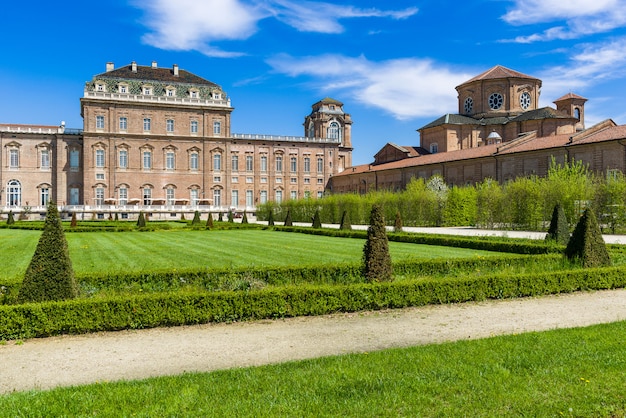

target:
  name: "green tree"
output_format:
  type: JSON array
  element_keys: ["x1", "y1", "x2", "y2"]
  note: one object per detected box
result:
[
  {"x1": 267, "y1": 210, "x2": 274, "y2": 226},
  {"x1": 362, "y1": 205, "x2": 393, "y2": 282},
  {"x1": 18, "y1": 202, "x2": 78, "y2": 303},
  {"x1": 283, "y1": 209, "x2": 293, "y2": 226},
  {"x1": 70, "y1": 212, "x2": 77, "y2": 228},
  {"x1": 312, "y1": 209, "x2": 322, "y2": 228},
  {"x1": 393, "y1": 211, "x2": 403, "y2": 232},
  {"x1": 565, "y1": 208, "x2": 610, "y2": 268},
  {"x1": 545, "y1": 204, "x2": 569, "y2": 245},
  {"x1": 475, "y1": 178, "x2": 504, "y2": 228},
  {"x1": 339, "y1": 210, "x2": 352, "y2": 230},
  {"x1": 191, "y1": 210, "x2": 201, "y2": 226},
  {"x1": 137, "y1": 211, "x2": 146, "y2": 228}
]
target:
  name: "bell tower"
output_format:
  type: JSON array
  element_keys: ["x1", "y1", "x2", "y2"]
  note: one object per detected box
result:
[{"x1": 554, "y1": 93, "x2": 587, "y2": 131}]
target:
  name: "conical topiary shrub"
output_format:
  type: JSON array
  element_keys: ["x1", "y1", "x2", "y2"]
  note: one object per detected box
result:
[
  {"x1": 362, "y1": 205, "x2": 393, "y2": 282},
  {"x1": 7, "y1": 211, "x2": 15, "y2": 225},
  {"x1": 312, "y1": 209, "x2": 322, "y2": 229},
  {"x1": 114, "y1": 212, "x2": 119, "y2": 221},
  {"x1": 18, "y1": 202, "x2": 78, "y2": 303},
  {"x1": 242, "y1": 211, "x2": 248, "y2": 224},
  {"x1": 339, "y1": 210, "x2": 351, "y2": 230},
  {"x1": 545, "y1": 203, "x2": 569, "y2": 245},
  {"x1": 181, "y1": 213, "x2": 186, "y2": 221},
  {"x1": 283, "y1": 209, "x2": 293, "y2": 226},
  {"x1": 191, "y1": 210, "x2": 201, "y2": 226},
  {"x1": 565, "y1": 208, "x2": 610, "y2": 268},
  {"x1": 218, "y1": 212, "x2": 223, "y2": 222},
  {"x1": 137, "y1": 211, "x2": 146, "y2": 228},
  {"x1": 70, "y1": 212, "x2": 77, "y2": 228},
  {"x1": 267, "y1": 210, "x2": 275, "y2": 226},
  {"x1": 206, "y1": 213, "x2": 214, "y2": 229},
  {"x1": 228, "y1": 211, "x2": 234, "y2": 223},
  {"x1": 394, "y1": 211, "x2": 403, "y2": 233}
]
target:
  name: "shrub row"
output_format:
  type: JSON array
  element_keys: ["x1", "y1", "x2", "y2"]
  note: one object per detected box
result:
[
  {"x1": 2, "y1": 264, "x2": 624, "y2": 340},
  {"x1": 273, "y1": 226, "x2": 559, "y2": 254}
]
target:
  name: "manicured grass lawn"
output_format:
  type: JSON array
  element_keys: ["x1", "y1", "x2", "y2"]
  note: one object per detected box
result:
[
  {"x1": 1, "y1": 321, "x2": 624, "y2": 416},
  {"x1": 0, "y1": 229, "x2": 501, "y2": 281}
]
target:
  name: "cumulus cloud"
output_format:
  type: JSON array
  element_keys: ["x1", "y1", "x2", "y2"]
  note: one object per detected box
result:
[
  {"x1": 267, "y1": 54, "x2": 471, "y2": 120},
  {"x1": 502, "y1": 0, "x2": 626, "y2": 42},
  {"x1": 132, "y1": 0, "x2": 417, "y2": 56}
]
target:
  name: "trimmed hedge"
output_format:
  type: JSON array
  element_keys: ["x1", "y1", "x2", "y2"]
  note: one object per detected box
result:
[{"x1": 2, "y1": 264, "x2": 625, "y2": 340}]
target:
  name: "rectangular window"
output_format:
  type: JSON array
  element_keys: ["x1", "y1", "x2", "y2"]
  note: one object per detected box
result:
[
  {"x1": 41, "y1": 149, "x2": 50, "y2": 168},
  {"x1": 317, "y1": 157, "x2": 323, "y2": 173},
  {"x1": 246, "y1": 177, "x2": 253, "y2": 183},
  {"x1": 69, "y1": 187, "x2": 80, "y2": 205},
  {"x1": 232, "y1": 176, "x2": 238, "y2": 183},
  {"x1": 119, "y1": 150, "x2": 128, "y2": 169},
  {"x1": 232, "y1": 154, "x2": 239, "y2": 171},
  {"x1": 166, "y1": 188, "x2": 175, "y2": 205},
  {"x1": 166, "y1": 151, "x2": 175, "y2": 170},
  {"x1": 246, "y1": 155, "x2": 253, "y2": 172},
  {"x1": 96, "y1": 115, "x2": 105, "y2": 130},
  {"x1": 260, "y1": 190, "x2": 267, "y2": 204},
  {"x1": 95, "y1": 187, "x2": 104, "y2": 206},
  {"x1": 276, "y1": 177, "x2": 282, "y2": 183},
  {"x1": 190, "y1": 153, "x2": 199, "y2": 170},
  {"x1": 275, "y1": 190, "x2": 282, "y2": 203},
  {"x1": 143, "y1": 187, "x2": 152, "y2": 205},
  {"x1": 291, "y1": 177, "x2": 297, "y2": 184},
  {"x1": 166, "y1": 119, "x2": 174, "y2": 133},
  {"x1": 260, "y1": 156, "x2": 267, "y2": 172},
  {"x1": 231, "y1": 190, "x2": 239, "y2": 207},
  {"x1": 70, "y1": 149, "x2": 80, "y2": 170},
  {"x1": 143, "y1": 118, "x2": 151, "y2": 131},
  {"x1": 9, "y1": 149, "x2": 19, "y2": 168},
  {"x1": 317, "y1": 191, "x2": 324, "y2": 198},
  {"x1": 317, "y1": 178, "x2": 324, "y2": 184},
  {"x1": 213, "y1": 121, "x2": 221, "y2": 135},
  {"x1": 260, "y1": 177, "x2": 267, "y2": 184},
  {"x1": 304, "y1": 157, "x2": 311, "y2": 173},
  {"x1": 246, "y1": 190, "x2": 253, "y2": 207},
  {"x1": 118, "y1": 188, "x2": 128, "y2": 206},
  {"x1": 96, "y1": 173, "x2": 105, "y2": 180},
  {"x1": 213, "y1": 176, "x2": 221, "y2": 183},
  {"x1": 96, "y1": 149, "x2": 105, "y2": 168},
  {"x1": 213, "y1": 154, "x2": 221, "y2": 171},
  {"x1": 290, "y1": 157, "x2": 297, "y2": 172},
  {"x1": 119, "y1": 117, "x2": 127, "y2": 131},
  {"x1": 120, "y1": 85, "x2": 127, "y2": 94},
  {"x1": 190, "y1": 189, "x2": 199, "y2": 206},
  {"x1": 190, "y1": 120, "x2": 198, "y2": 134},
  {"x1": 276, "y1": 156, "x2": 283, "y2": 172},
  {"x1": 304, "y1": 178, "x2": 311, "y2": 184},
  {"x1": 40, "y1": 187, "x2": 50, "y2": 206},
  {"x1": 290, "y1": 191, "x2": 297, "y2": 200},
  {"x1": 143, "y1": 151, "x2": 152, "y2": 169},
  {"x1": 213, "y1": 189, "x2": 221, "y2": 206}
]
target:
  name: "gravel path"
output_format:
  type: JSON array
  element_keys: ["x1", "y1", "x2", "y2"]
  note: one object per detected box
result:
[{"x1": 2, "y1": 288, "x2": 625, "y2": 394}]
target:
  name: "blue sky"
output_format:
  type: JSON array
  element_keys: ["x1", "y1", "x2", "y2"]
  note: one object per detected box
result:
[{"x1": 3, "y1": 0, "x2": 626, "y2": 165}]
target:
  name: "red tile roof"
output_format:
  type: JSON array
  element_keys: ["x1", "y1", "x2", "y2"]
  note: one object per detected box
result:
[
  {"x1": 554, "y1": 92, "x2": 587, "y2": 102},
  {"x1": 459, "y1": 65, "x2": 539, "y2": 86}
]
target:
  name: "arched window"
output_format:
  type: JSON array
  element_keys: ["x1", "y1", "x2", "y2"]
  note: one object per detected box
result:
[
  {"x1": 574, "y1": 108, "x2": 581, "y2": 120},
  {"x1": 38, "y1": 184, "x2": 51, "y2": 206},
  {"x1": 7, "y1": 180, "x2": 21, "y2": 206},
  {"x1": 308, "y1": 121, "x2": 315, "y2": 138},
  {"x1": 327, "y1": 121, "x2": 341, "y2": 141}
]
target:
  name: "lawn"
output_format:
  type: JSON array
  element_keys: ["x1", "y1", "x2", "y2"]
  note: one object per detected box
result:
[
  {"x1": 0, "y1": 229, "x2": 501, "y2": 281},
  {"x1": 1, "y1": 321, "x2": 624, "y2": 416}
]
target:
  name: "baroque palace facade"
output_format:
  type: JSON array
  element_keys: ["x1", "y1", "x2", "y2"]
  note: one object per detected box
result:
[
  {"x1": 328, "y1": 65, "x2": 626, "y2": 194},
  {"x1": 0, "y1": 61, "x2": 352, "y2": 216}
]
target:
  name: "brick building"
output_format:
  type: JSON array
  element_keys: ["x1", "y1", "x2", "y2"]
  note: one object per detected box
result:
[
  {"x1": 1, "y1": 62, "x2": 353, "y2": 217},
  {"x1": 328, "y1": 65, "x2": 626, "y2": 194}
]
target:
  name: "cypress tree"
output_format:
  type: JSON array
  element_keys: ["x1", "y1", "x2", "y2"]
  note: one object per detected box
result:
[
  {"x1": 312, "y1": 209, "x2": 322, "y2": 229},
  {"x1": 228, "y1": 211, "x2": 234, "y2": 223},
  {"x1": 18, "y1": 202, "x2": 78, "y2": 303},
  {"x1": 283, "y1": 209, "x2": 293, "y2": 226},
  {"x1": 242, "y1": 210, "x2": 249, "y2": 224},
  {"x1": 394, "y1": 211, "x2": 403, "y2": 233},
  {"x1": 267, "y1": 210, "x2": 275, "y2": 226},
  {"x1": 339, "y1": 210, "x2": 351, "y2": 230},
  {"x1": 137, "y1": 211, "x2": 146, "y2": 228},
  {"x1": 545, "y1": 204, "x2": 569, "y2": 245},
  {"x1": 7, "y1": 211, "x2": 15, "y2": 225},
  {"x1": 206, "y1": 213, "x2": 214, "y2": 229},
  {"x1": 565, "y1": 208, "x2": 610, "y2": 268},
  {"x1": 191, "y1": 210, "x2": 201, "y2": 226},
  {"x1": 362, "y1": 205, "x2": 393, "y2": 282},
  {"x1": 70, "y1": 212, "x2": 77, "y2": 228}
]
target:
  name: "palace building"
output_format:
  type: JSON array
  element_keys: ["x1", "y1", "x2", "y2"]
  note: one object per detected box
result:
[
  {"x1": 0, "y1": 62, "x2": 352, "y2": 216},
  {"x1": 328, "y1": 65, "x2": 626, "y2": 194}
]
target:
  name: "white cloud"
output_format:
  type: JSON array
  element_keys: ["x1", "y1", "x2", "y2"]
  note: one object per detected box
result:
[
  {"x1": 267, "y1": 54, "x2": 471, "y2": 120},
  {"x1": 132, "y1": 0, "x2": 417, "y2": 57},
  {"x1": 502, "y1": 0, "x2": 626, "y2": 42}
]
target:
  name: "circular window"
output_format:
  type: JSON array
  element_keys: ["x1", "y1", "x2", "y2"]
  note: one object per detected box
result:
[
  {"x1": 520, "y1": 92, "x2": 531, "y2": 110},
  {"x1": 488, "y1": 93, "x2": 503, "y2": 110},
  {"x1": 464, "y1": 97, "x2": 473, "y2": 114}
]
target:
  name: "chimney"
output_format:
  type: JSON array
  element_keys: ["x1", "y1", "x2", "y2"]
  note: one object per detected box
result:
[
  {"x1": 152, "y1": 61, "x2": 157, "y2": 68},
  {"x1": 131, "y1": 61, "x2": 137, "y2": 73},
  {"x1": 173, "y1": 64, "x2": 179, "y2": 76},
  {"x1": 106, "y1": 62, "x2": 114, "y2": 72}
]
